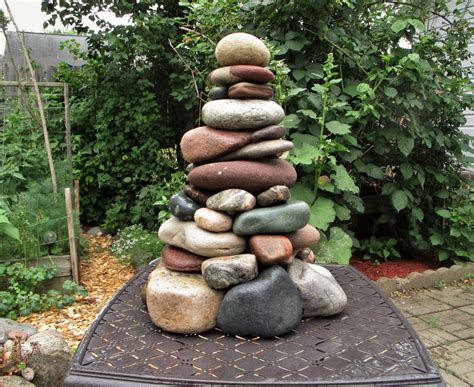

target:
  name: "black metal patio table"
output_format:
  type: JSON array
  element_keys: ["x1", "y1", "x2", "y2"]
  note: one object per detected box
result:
[{"x1": 64, "y1": 263, "x2": 443, "y2": 386}]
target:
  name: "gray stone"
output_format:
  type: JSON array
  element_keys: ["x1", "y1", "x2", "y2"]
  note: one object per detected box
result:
[
  {"x1": 213, "y1": 139, "x2": 293, "y2": 162},
  {"x1": 158, "y1": 217, "x2": 247, "y2": 257},
  {"x1": 201, "y1": 254, "x2": 258, "y2": 289},
  {"x1": 86, "y1": 226, "x2": 106, "y2": 236},
  {"x1": 257, "y1": 185, "x2": 291, "y2": 206},
  {"x1": 21, "y1": 329, "x2": 71, "y2": 387},
  {"x1": 21, "y1": 367, "x2": 35, "y2": 382},
  {"x1": 215, "y1": 32, "x2": 270, "y2": 67},
  {"x1": 208, "y1": 85, "x2": 228, "y2": 100},
  {"x1": 288, "y1": 260, "x2": 347, "y2": 317},
  {"x1": 202, "y1": 100, "x2": 285, "y2": 130},
  {"x1": 250, "y1": 125, "x2": 287, "y2": 143},
  {"x1": 146, "y1": 266, "x2": 224, "y2": 334},
  {"x1": 0, "y1": 318, "x2": 37, "y2": 344},
  {"x1": 233, "y1": 201, "x2": 310, "y2": 235},
  {"x1": 206, "y1": 189, "x2": 256, "y2": 212},
  {"x1": 0, "y1": 376, "x2": 35, "y2": 386},
  {"x1": 167, "y1": 190, "x2": 202, "y2": 221},
  {"x1": 217, "y1": 266, "x2": 302, "y2": 337}
]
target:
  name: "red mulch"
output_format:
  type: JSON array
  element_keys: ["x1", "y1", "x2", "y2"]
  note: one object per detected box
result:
[{"x1": 349, "y1": 257, "x2": 441, "y2": 281}]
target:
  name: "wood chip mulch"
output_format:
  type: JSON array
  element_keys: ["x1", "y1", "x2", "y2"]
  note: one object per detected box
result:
[{"x1": 17, "y1": 234, "x2": 135, "y2": 349}]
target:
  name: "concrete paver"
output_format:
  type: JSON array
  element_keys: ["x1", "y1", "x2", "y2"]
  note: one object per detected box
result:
[{"x1": 391, "y1": 282, "x2": 474, "y2": 386}]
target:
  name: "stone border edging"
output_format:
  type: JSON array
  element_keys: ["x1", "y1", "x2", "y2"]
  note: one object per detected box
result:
[{"x1": 376, "y1": 263, "x2": 474, "y2": 294}]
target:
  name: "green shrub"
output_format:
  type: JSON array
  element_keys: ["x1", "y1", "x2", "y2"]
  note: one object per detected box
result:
[{"x1": 110, "y1": 225, "x2": 163, "y2": 268}]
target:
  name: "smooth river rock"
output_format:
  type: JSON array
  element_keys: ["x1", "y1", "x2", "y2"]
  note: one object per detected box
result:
[
  {"x1": 296, "y1": 248, "x2": 316, "y2": 263},
  {"x1": 162, "y1": 245, "x2": 206, "y2": 272},
  {"x1": 184, "y1": 185, "x2": 212, "y2": 206},
  {"x1": 158, "y1": 217, "x2": 246, "y2": 257},
  {"x1": 194, "y1": 207, "x2": 233, "y2": 232},
  {"x1": 213, "y1": 139, "x2": 293, "y2": 162},
  {"x1": 249, "y1": 125, "x2": 287, "y2": 143},
  {"x1": 210, "y1": 65, "x2": 275, "y2": 85},
  {"x1": 257, "y1": 185, "x2": 291, "y2": 206},
  {"x1": 249, "y1": 235, "x2": 293, "y2": 265},
  {"x1": 181, "y1": 126, "x2": 251, "y2": 163},
  {"x1": 202, "y1": 100, "x2": 285, "y2": 130},
  {"x1": 217, "y1": 266, "x2": 302, "y2": 337},
  {"x1": 288, "y1": 260, "x2": 347, "y2": 317},
  {"x1": 233, "y1": 201, "x2": 310, "y2": 235},
  {"x1": 228, "y1": 82, "x2": 274, "y2": 99},
  {"x1": 167, "y1": 191, "x2": 202, "y2": 221},
  {"x1": 206, "y1": 189, "x2": 256, "y2": 212},
  {"x1": 201, "y1": 254, "x2": 258, "y2": 289},
  {"x1": 287, "y1": 224, "x2": 321, "y2": 251},
  {"x1": 215, "y1": 33, "x2": 271, "y2": 67},
  {"x1": 208, "y1": 86, "x2": 228, "y2": 100},
  {"x1": 146, "y1": 266, "x2": 224, "y2": 334},
  {"x1": 188, "y1": 159, "x2": 297, "y2": 195}
]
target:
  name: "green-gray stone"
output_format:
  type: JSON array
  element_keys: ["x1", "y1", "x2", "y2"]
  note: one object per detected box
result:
[
  {"x1": 208, "y1": 86, "x2": 228, "y2": 100},
  {"x1": 233, "y1": 201, "x2": 310, "y2": 236}
]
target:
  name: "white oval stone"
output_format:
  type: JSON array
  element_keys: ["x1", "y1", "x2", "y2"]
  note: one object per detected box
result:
[
  {"x1": 215, "y1": 32, "x2": 270, "y2": 67},
  {"x1": 202, "y1": 100, "x2": 285, "y2": 130},
  {"x1": 146, "y1": 265, "x2": 224, "y2": 334},
  {"x1": 194, "y1": 208, "x2": 233, "y2": 232},
  {"x1": 158, "y1": 217, "x2": 246, "y2": 257}
]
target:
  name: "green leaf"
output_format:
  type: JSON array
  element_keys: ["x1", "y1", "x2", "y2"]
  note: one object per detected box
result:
[
  {"x1": 315, "y1": 227, "x2": 353, "y2": 264},
  {"x1": 331, "y1": 164, "x2": 359, "y2": 193},
  {"x1": 450, "y1": 228, "x2": 461, "y2": 237},
  {"x1": 408, "y1": 53, "x2": 420, "y2": 63},
  {"x1": 411, "y1": 207, "x2": 424, "y2": 222},
  {"x1": 292, "y1": 69, "x2": 306, "y2": 81},
  {"x1": 391, "y1": 190, "x2": 408, "y2": 212},
  {"x1": 298, "y1": 109, "x2": 318, "y2": 119},
  {"x1": 287, "y1": 39, "x2": 305, "y2": 51},
  {"x1": 366, "y1": 164, "x2": 384, "y2": 179},
  {"x1": 384, "y1": 87, "x2": 398, "y2": 98},
  {"x1": 309, "y1": 197, "x2": 336, "y2": 231},
  {"x1": 430, "y1": 234, "x2": 443, "y2": 246},
  {"x1": 286, "y1": 87, "x2": 306, "y2": 97},
  {"x1": 398, "y1": 135, "x2": 414, "y2": 157},
  {"x1": 335, "y1": 204, "x2": 351, "y2": 221},
  {"x1": 400, "y1": 163, "x2": 413, "y2": 179},
  {"x1": 436, "y1": 209, "x2": 451, "y2": 218},
  {"x1": 311, "y1": 84, "x2": 326, "y2": 94},
  {"x1": 288, "y1": 143, "x2": 322, "y2": 165},
  {"x1": 290, "y1": 183, "x2": 315, "y2": 205},
  {"x1": 326, "y1": 120, "x2": 351, "y2": 135},
  {"x1": 391, "y1": 19, "x2": 408, "y2": 33},
  {"x1": 343, "y1": 192, "x2": 365, "y2": 213},
  {"x1": 281, "y1": 114, "x2": 301, "y2": 128},
  {"x1": 408, "y1": 18, "x2": 425, "y2": 31}
]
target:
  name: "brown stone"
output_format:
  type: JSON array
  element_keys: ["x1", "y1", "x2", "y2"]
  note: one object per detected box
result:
[
  {"x1": 162, "y1": 245, "x2": 206, "y2": 272},
  {"x1": 187, "y1": 159, "x2": 297, "y2": 195},
  {"x1": 213, "y1": 140, "x2": 293, "y2": 162},
  {"x1": 228, "y1": 82, "x2": 273, "y2": 99},
  {"x1": 249, "y1": 235, "x2": 293, "y2": 265},
  {"x1": 180, "y1": 126, "x2": 252, "y2": 164},
  {"x1": 209, "y1": 66, "x2": 275, "y2": 85},
  {"x1": 206, "y1": 189, "x2": 256, "y2": 212},
  {"x1": 146, "y1": 266, "x2": 224, "y2": 334},
  {"x1": 257, "y1": 185, "x2": 291, "y2": 206},
  {"x1": 183, "y1": 185, "x2": 212, "y2": 206},
  {"x1": 250, "y1": 125, "x2": 287, "y2": 143},
  {"x1": 287, "y1": 225, "x2": 321, "y2": 251},
  {"x1": 194, "y1": 208, "x2": 233, "y2": 232},
  {"x1": 296, "y1": 248, "x2": 316, "y2": 263}
]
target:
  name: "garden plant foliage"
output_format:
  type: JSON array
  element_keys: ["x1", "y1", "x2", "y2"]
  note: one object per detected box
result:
[{"x1": 43, "y1": 0, "x2": 473, "y2": 263}]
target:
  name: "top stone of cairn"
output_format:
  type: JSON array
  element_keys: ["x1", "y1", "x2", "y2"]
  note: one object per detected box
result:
[{"x1": 215, "y1": 32, "x2": 270, "y2": 67}]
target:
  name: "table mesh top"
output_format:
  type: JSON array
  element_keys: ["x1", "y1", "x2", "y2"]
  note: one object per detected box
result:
[{"x1": 66, "y1": 264, "x2": 442, "y2": 386}]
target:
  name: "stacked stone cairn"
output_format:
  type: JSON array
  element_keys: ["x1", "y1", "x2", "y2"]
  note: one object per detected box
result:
[{"x1": 145, "y1": 32, "x2": 347, "y2": 338}]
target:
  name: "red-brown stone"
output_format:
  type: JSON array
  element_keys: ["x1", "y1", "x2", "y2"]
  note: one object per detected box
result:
[
  {"x1": 287, "y1": 225, "x2": 321, "y2": 251},
  {"x1": 187, "y1": 159, "x2": 297, "y2": 195},
  {"x1": 230, "y1": 65, "x2": 275, "y2": 83},
  {"x1": 228, "y1": 82, "x2": 274, "y2": 99},
  {"x1": 249, "y1": 235, "x2": 293, "y2": 265},
  {"x1": 183, "y1": 185, "x2": 212, "y2": 206},
  {"x1": 162, "y1": 245, "x2": 207, "y2": 272}
]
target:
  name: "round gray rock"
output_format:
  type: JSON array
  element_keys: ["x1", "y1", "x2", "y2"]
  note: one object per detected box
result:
[
  {"x1": 202, "y1": 100, "x2": 285, "y2": 130},
  {"x1": 201, "y1": 254, "x2": 258, "y2": 289},
  {"x1": 215, "y1": 32, "x2": 270, "y2": 67},
  {"x1": 217, "y1": 266, "x2": 302, "y2": 337},
  {"x1": 288, "y1": 260, "x2": 347, "y2": 317}
]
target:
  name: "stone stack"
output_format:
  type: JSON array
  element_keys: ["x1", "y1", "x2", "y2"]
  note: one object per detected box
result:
[{"x1": 146, "y1": 32, "x2": 347, "y2": 338}]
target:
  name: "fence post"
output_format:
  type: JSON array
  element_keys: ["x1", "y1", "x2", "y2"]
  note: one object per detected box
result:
[{"x1": 65, "y1": 187, "x2": 80, "y2": 283}]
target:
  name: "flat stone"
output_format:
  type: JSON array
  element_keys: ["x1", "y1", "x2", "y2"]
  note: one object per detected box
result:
[
  {"x1": 215, "y1": 33, "x2": 270, "y2": 67},
  {"x1": 296, "y1": 248, "x2": 316, "y2": 263},
  {"x1": 250, "y1": 125, "x2": 287, "y2": 142},
  {"x1": 201, "y1": 254, "x2": 258, "y2": 289},
  {"x1": 194, "y1": 208, "x2": 233, "y2": 232},
  {"x1": 180, "y1": 126, "x2": 252, "y2": 164},
  {"x1": 257, "y1": 185, "x2": 291, "y2": 206},
  {"x1": 146, "y1": 266, "x2": 224, "y2": 334},
  {"x1": 233, "y1": 201, "x2": 310, "y2": 235},
  {"x1": 249, "y1": 235, "x2": 293, "y2": 265},
  {"x1": 158, "y1": 217, "x2": 246, "y2": 257},
  {"x1": 162, "y1": 245, "x2": 206, "y2": 272},
  {"x1": 188, "y1": 159, "x2": 297, "y2": 195},
  {"x1": 213, "y1": 139, "x2": 293, "y2": 162},
  {"x1": 288, "y1": 260, "x2": 347, "y2": 317},
  {"x1": 202, "y1": 100, "x2": 284, "y2": 130},
  {"x1": 206, "y1": 189, "x2": 256, "y2": 212},
  {"x1": 208, "y1": 86, "x2": 228, "y2": 100},
  {"x1": 209, "y1": 66, "x2": 275, "y2": 85},
  {"x1": 183, "y1": 185, "x2": 212, "y2": 206},
  {"x1": 228, "y1": 82, "x2": 273, "y2": 99},
  {"x1": 0, "y1": 376, "x2": 35, "y2": 386},
  {"x1": 217, "y1": 266, "x2": 302, "y2": 337},
  {"x1": 287, "y1": 224, "x2": 321, "y2": 251},
  {"x1": 167, "y1": 191, "x2": 202, "y2": 221}
]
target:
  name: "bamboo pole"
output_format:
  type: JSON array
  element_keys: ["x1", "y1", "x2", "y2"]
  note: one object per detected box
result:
[
  {"x1": 65, "y1": 187, "x2": 80, "y2": 284},
  {"x1": 3, "y1": 0, "x2": 58, "y2": 196}
]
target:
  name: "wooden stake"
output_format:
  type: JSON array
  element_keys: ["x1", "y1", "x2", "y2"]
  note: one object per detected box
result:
[
  {"x1": 65, "y1": 187, "x2": 80, "y2": 284},
  {"x1": 64, "y1": 83, "x2": 73, "y2": 188},
  {"x1": 73, "y1": 179, "x2": 80, "y2": 214}
]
